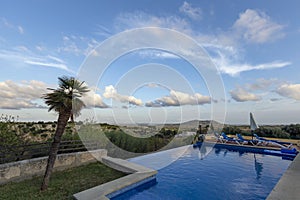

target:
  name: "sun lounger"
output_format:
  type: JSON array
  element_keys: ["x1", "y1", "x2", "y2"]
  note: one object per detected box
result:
[
  {"x1": 236, "y1": 134, "x2": 254, "y2": 145},
  {"x1": 213, "y1": 132, "x2": 224, "y2": 143},
  {"x1": 254, "y1": 134, "x2": 293, "y2": 148},
  {"x1": 221, "y1": 133, "x2": 240, "y2": 144}
]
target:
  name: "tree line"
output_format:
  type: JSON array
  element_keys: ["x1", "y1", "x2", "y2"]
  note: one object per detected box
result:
[
  {"x1": 104, "y1": 128, "x2": 178, "y2": 153},
  {"x1": 222, "y1": 124, "x2": 300, "y2": 139}
]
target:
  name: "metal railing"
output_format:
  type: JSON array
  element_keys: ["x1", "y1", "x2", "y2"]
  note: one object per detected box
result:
[{"x1": 0, "y1": 140, "x2": 101, "y2": 164}]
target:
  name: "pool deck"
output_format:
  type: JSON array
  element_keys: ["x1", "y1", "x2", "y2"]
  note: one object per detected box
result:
[
  {"x1": 73, "y1": 156, "x2": 157, "y2": 200},
  {"x1": 267, "y1": 153, "x2": 300, "y2": 200}
]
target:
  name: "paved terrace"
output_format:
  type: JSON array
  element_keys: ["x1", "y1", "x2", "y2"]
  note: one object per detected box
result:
[{"x1": 267, "y1": 153, "x2": 300, "y2": 200}]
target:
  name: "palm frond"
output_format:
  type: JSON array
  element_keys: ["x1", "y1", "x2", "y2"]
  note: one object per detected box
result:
[{"x1": 42, "y1": 76, "x2": 90, "y2": 118}]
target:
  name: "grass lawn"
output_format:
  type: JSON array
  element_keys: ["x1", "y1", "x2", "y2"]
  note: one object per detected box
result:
[{"x1": 0, "y1": 162, "x2": 126, "y2": 200}]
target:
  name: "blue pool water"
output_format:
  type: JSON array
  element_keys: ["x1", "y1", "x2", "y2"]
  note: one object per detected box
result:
[{"x1": 111, "y1": 144, "x2": 292, "y2": 200}]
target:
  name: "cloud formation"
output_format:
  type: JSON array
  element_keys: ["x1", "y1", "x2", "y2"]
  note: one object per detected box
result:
[
  {"x1": 230, "y1": 87, "x2": 262, "y2": 102},
  {"x1": 24, "y1": 60, "x2": 72, "y2": 73},
  {"x1": 233, "y1": 9, "x2": 285, "y2": 43},
  {"x1": 115, "y1": 10, "x2": 290, "y2": 77},
  {"x1": 0, "y1": 80, "x2": 48, "y2": 109},
  {"x1": 214, "y1": 56, "x2": 291, "y2": 76},
  {"x1": 0, "y1": 46, "x2": 74, "y2": 73},
  {"x1": 137, "y1": 49, "x2": 179, "y2": 59},
  {"x1": 179, "y1": 1, "x2": 202, "y2": 20},
  {"x1": 82, "y1": 89, "x2": 109, "y2": 108},
  {"x1": 145, "y1": 90, "x2": 211, "y2": 107},
  {"x1": 58, "y1": 35, "x2": 100, "y2": 56},
  {"x1": 228, "y1": 79, "x2": 300, "y2": 103},
  {"x1": 276, "y1": 84, "x2": 300, "y2": 100},
  {"x1": 245, "y1": 78, "x2": 280, "y2": 91},
  {"x1": 103, "y1": 85, "x2": 143, "y2": 106},
  {"x1": 0, "y1": 80, "x2": 109, "y2": 109},
  {"x1": 115, "y1": 11, "x2": 191, "y2": 34},
  {"x1": 0, "y1": 17, "x2": 24, "y2": 34}
]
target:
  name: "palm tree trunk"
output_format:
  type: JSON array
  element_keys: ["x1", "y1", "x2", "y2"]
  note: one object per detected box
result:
[
  {"x1": 70, "y1": 113, "x2": 74, "y2": 123},
  {"x1": 41, "y1": 112, "x2": 70, "y2": 191}
]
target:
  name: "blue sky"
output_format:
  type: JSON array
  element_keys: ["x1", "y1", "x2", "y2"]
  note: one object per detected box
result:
[{"x1": 0, "y1": 0, "x2": 300, "y2": 125}]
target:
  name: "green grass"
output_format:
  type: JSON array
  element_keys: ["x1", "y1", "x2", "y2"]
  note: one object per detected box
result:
[{"x1": 0, "y1": 162, "x2": 125, "y2": 200}]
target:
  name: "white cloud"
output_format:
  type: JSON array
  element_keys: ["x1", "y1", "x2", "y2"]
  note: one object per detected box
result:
[
  {"x1": 0, "y1": 47, "x2": 74, "y2": 73},
  {"x1": 82, "y1": 90, "x2": 109, "y2": 108},
  {"x1": 58, "y1": 35, "x2": 82, "y2": 55},
  {"x1": 35, "y1": 45, "x2": 45, "y2": 51},
  {"x1": 103, "y1": 85, "x2": 143, "y2": 106},
  {"x1": 146, "y1": 83, "x2": 161, "y2": 88},
  {"x1": 0, "y1": 18, "x2": 24, "y2": 34},
  {"x1": 0, "y1": 80, "x2": 47, "y2": 99},
  {"x1": 276, "y1": 84, "x2": 300, "y2": 100},
  {"x1": 214, "y1": 54, "x2": 291, "y2": 76},
  {"x1": 58, "y1": 34, "x2": 100, "y2": 56},
  {"x1": 230, "y1": 87, "x2": 262, "y2": 102},
  {"x1": 145, "y1": 90, "x2": 211, "y2": 107},
  {"x1": 26, "y1": 53, "x2": 74, "y2": 72},
  {"x1": 115, "y1": 11, "x2": 192, "y2": 35},
  {"x1": 0, "y1": 18, "x2": 13, "y2": 28},
  {"x1": 18, "y1": 26, "x2": 24, "y2": 34},
  {"x1": 233, "y1": 9, "x2": 285, "y2": 43},
  {"x1": 0, "y1": 80, "x2": 48, "y2": 109},
  {"x1": 179, "y1": 1, "x2": 202, "y2": 20},
  {"x1": 94, "y1": 24, "x2": 112, "y2": 38},
  {"x1": 245, "y1": 78, "x2": 281, "y2": 91},
  {"x1": 24, "y1": 60, "x2": 74, "y2": 73},
  {"x1": 15, "y1": 45, "x2": 29, "y2": 52},
  {"x1": 0, "y1": 80, "x2": 109, "y2": 109},
  {"x1": 137, "y1": 49, "x2": 180, "y2": 59},
  {"x1": 0, "y1": 99, "x2": 43, "y2": 110},
  {"x1": 47, "y1": 55, "x2": 65, "y2": 63},
  {"x1": 114, "y1": 11, "x2": 290, "y2": 77},
  {"x1": 228, "y1": 79, "x2": 290, "y2": 102}
]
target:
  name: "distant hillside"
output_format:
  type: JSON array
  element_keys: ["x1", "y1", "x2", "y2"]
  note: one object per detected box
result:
[
  {"x1": 0, "y1": 121, "x2": 79, "y2": 144},
  {"x1": 1, "y1": 120, "x2": 299, "y2": 147}
]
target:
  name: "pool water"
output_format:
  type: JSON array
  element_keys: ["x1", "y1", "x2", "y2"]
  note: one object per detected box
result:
[{"x1": 111, "y1": 145, "x2": 292, "y2": 200}]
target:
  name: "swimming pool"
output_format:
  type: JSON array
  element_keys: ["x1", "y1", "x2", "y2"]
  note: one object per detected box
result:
[{"x1": 111, "y1": 144, "x2": 292, "y2": 200}]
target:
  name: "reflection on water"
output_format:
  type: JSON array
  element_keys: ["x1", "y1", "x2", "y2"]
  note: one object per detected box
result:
[
  {"x1": 254, "y1": 154, "x2": 263, "y2": 180},
  {"x1": 197, "y1": 142, "x2": 215, "y2": 159},
  {"x1": 120, "y1": 145, "x2": 291, "y2": 200},
  {"x1": 213, "y1": 147, "x2": 264, "y2": 180}
]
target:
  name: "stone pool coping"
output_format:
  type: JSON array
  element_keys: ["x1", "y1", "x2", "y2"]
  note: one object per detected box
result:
[
  {"x1": 73, "y1": 156, "x2": 157, "y2": 200},
  {"x1": 267, "y1": 153, "x2": 300, "y2": 200}
]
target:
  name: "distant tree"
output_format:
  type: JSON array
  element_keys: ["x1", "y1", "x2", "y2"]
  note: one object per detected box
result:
[
  {"x1": 222, "y1": 126, "x2": 241, "y2": 135},
  {"x1": 282, "y1": 124, "x2": 300, "y2": 139},
  {"x1": 40, "y1": 76, "x2": 89, "y2": 191},
  {"x1": 0, "y1": 115, "x2": 20, "y2": 146}
]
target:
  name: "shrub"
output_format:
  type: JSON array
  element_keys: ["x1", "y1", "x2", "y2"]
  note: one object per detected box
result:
[
  {"x1": 41, "y1": 133, "x2": 48, "y2": 138},
  {"x1": 0, "y1": 115, "x2": 21, "y2": 146}
]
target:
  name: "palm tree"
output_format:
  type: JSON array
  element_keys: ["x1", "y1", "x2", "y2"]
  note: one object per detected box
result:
[{"x1": 40, "y1": 76, "x2": 89, "y2": 191}]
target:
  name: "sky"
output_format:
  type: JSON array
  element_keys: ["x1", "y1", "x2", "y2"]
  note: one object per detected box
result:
[{"x1": 0, "y1": 0, "x2": 300, "y2": 125}]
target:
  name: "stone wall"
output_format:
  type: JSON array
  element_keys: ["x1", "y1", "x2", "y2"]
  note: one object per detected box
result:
[{"x1": 0, "y1": 149, "x2": 107, "y2": 185}]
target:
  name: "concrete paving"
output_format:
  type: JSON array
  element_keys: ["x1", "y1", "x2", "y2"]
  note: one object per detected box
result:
[
  {"x1": 101, "y1": 156, "x2": 155, "y2": 173},
  {"x1": 267, "y1": 153, "x2": 300, "y2": 200}
]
